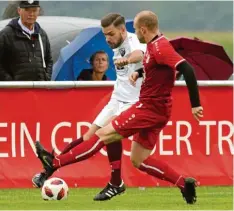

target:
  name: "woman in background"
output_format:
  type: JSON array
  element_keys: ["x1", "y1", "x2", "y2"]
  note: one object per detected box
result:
[{"x1": 77, "y1": 50, "x2": 109, "y2": 81}]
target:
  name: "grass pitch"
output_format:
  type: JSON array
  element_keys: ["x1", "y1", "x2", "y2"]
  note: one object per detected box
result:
[{"x1": 0, "y1": 186, "x2": 232, "y2": 210}]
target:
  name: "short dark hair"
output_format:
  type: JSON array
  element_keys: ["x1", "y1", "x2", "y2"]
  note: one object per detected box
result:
[
  {"x1": 90, "y1": 50, "x2": 109, "y2": 65},
  {"x1": 101, "y1": 13, "x2": 125, "y2": 28}
]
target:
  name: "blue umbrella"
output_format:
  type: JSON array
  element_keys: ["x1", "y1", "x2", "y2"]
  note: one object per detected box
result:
[{"x1": 52, "y1": 20, "x2": 134, "y2": 81}]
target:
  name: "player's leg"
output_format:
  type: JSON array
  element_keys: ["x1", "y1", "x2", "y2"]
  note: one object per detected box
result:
[
  {"x1": 93, "y1": 121, "x2": 125, "y2": 201},
  {"x1": 32, "y1": 99, "x2": 118, "y2": 188},
  {"x1": 131, "y1": 132, "x2": 197, "y2": 204},
  {"x1": 32, "y1": 124, "x2": 100, "y2": 188},
  {"x1": 34, "y1": 124, "x2": 122, "y2": 195},
  {"x1": 32, "y1": 124, "x2": 120, "y2": 188},
  {"x1": 34, "y1": 100, "x2": 148, "y2": 200},
  {"x1": 83, "y1": 124, "x2": 100, "y2": 140},
  {"x1": 84, "y1": 108, "x2": 124, "y2": 201},
  {"x1": 93, "y1": 102, "x2": 135, "y2": 201},
  {"x1": 32, "y1": 124, "x2": 101, "y2": 188},
  {"x1": 105, "y1": 141, "x2": 123, "y2": 185},
  {"x1": 60, "y1": 124, "x2": 100, "y2": 154},
  {"x1": 34, "y1": 121, "x2": 123, "y2": 173},
  {"x1": 108, "y1": 98, "x2": 197, "y2": 204},
  {"x1": 93, "y1": 115, "x2": 125, "y2": 201},
  {"x1": 131, "y1": 140, "x2": 186, "y2": 186},
  {"x1": 60, "y1": 98, "x2": 118, "y2": 154},
  {"x1": 34, "y1": 113, "x2": 131, "y2": 189},
  {"x1": 130, "y1": 141, "x2": 152, "y2": 167},
  {"x1": 95, "y1": 113, "x2": 123, "y2": 187},
  {"x1": 34, "y1": 122, "x2": 125, "y2": 201}
]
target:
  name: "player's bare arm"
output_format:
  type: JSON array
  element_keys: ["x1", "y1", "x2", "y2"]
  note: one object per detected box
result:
[
  {"x1": 114, "y1": 50, "x2": 143, "y2": 68},
  {"x1": 127, "y1": 49, "x2": 144, "y2": 64},
  {"x1": 176, "y1": 61, "x2": 203, "y2": 121}
]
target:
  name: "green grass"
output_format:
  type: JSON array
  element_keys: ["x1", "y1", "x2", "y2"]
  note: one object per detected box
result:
[
  {"x1": 0, "y1": 186, "x2": 232, "y2": 210},
  {"x1": 165, "y1": 31, "x2": 233, "y2": 60}
]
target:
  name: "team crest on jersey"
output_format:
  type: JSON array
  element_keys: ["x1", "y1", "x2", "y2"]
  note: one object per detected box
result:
[{"x1": 119, "y1": 48, "x2": 126, "y2": 57}]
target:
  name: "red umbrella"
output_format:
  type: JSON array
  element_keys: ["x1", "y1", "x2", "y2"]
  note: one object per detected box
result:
[{"x1": 170, "y1": 37, "x2": 233, "y2": 80}]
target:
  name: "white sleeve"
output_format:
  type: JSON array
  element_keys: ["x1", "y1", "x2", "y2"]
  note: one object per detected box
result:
[{"x1": 129, "y1": 35, "x2": 146, "y2": 53}]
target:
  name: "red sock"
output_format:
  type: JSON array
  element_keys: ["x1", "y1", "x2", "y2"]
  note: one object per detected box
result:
[
  {"x1": 53, "y1": 134, "x2": 104, "y2": 168},
  {"x1": 106, "y1": 141, "x2": 122, "y2": 186},
  {"x1": 61, "y1": 137, "x2": 84, "y2": 154},
  {"x1": 139, "y1": 157, "x2": 185, "y2": 189}
]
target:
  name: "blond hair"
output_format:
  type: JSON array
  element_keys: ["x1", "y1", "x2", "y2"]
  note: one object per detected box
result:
[{"x1": 135, "y1": 11, "x2": 159, "y2": 31}]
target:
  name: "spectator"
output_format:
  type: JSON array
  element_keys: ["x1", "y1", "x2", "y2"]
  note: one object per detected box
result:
[
  {"x1": 77, "y1": 51, "x2": 109, "y2": 81},
  {"x1": 2, "y1": 1, "x2": 44, "y2": 20},
  {"x1": 0, "y1": 1, "x2": 53, "y2": 81}
]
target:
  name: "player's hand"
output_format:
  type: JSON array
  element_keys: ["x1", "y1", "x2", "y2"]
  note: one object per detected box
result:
[
  {"x1": 192, "y1": 106, "x2": 203, "y2": 122},
  {"x1": 129, "y1": 72, "x2": 139, "y2": 86},
  {"x1": 114, "y1": 58, "x2": 129, "y2": 68}
]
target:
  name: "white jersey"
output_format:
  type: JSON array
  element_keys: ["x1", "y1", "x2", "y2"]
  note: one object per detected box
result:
[{"x1": 111, "y1": 32, "x2": 146, "y2": 103}]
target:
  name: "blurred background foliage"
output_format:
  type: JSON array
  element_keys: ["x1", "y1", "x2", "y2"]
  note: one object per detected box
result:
[{"x1": 0, "y1": 1, "x2": 233, "y2": 59}]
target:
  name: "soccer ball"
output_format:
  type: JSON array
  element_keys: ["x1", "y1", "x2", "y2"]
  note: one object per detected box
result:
[{"x1": 41, "y1": 177, "x2": 69, "y2": 200}]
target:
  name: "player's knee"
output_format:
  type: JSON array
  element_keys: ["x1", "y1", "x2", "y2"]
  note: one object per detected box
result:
[
  {"x1": 83, "y1": 133, "x2": 91, "y2": 141},
  {"x1": 130, "y1": 157, "x2": 141, "y2": 168},
  {"x1": 96, "y1": 128, "x2": 106, "y2": 138},
  {"x1": 96, "y1": 125, "x2": 113, "y2": 138}
]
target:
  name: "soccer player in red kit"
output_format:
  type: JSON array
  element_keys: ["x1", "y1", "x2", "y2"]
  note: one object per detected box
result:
[{"x1": 35, "y1": 10, "x2": 203, "y2": 204}]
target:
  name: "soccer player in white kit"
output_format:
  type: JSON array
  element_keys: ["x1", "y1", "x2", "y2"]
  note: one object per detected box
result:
[{"x1": 32, "y1": 13, "x2": 145, "y2": 201}]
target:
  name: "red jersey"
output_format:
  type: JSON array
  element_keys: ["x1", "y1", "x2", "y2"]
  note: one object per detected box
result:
[{"x1": 140, "y1": 35, "x2": 185, "y2": 100}]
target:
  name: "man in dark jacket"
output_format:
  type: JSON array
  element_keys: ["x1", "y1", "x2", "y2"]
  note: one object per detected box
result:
[{"x1": 0, "y1": 1, "x2": 53, "y2": 81}]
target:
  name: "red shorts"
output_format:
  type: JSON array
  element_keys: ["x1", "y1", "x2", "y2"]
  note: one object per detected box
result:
[{"x1": 112, "y1": 98, "x2": 171, "y2": 150}]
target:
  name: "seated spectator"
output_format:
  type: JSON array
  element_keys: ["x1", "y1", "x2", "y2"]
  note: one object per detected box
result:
[{"x1": 77, "y1": 51, "x2": 109, "y2": 81}]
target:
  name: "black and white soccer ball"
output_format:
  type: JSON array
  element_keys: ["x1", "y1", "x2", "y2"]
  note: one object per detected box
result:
[{"x1": 41, "y1": 177, "x2": 69, "y2": 200}]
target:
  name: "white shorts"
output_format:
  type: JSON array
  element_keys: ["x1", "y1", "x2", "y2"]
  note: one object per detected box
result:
[{"x1": 93, "y1": 98, "x2": 135, "y2": 127}]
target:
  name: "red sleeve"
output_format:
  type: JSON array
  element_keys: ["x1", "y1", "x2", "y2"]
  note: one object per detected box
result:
[{"x1": 152, "y1": 37, "x2": 185, "y2": 69}]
